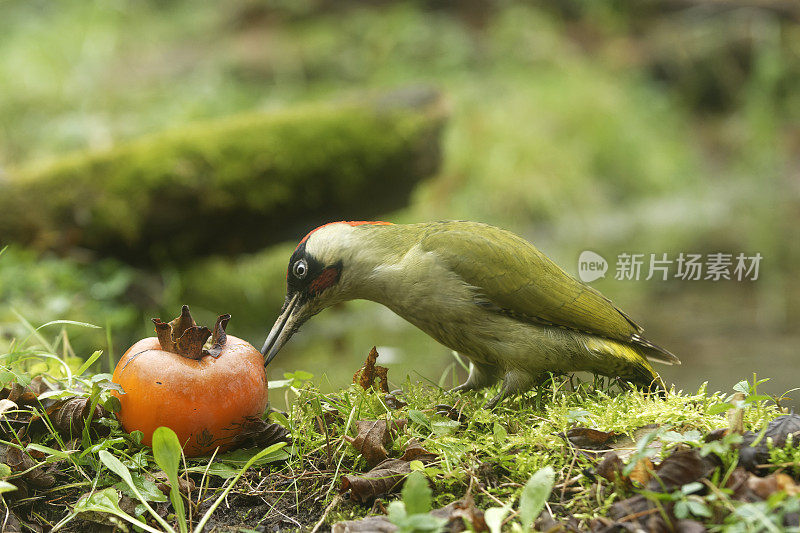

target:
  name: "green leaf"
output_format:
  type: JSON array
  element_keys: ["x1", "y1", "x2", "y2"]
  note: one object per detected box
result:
[
  {"x1": 215, "y1": 446, "x2": 289, "y2": 466},
  {"x1": 387, "y1": 500, "x2": 408, "y2": 524},
  {"x1": 115, "y1": 472, "x2": 167, "y2": 503},
  {"x1": 493, "y1": 422, "x2": 508, "y2": 443},
  {"x1": 152, "y1": 427, "x2": 187, "y2": 533},
  {"x1": 103, "y1": 395, "x2": 122, "y2": 413},
  {"x1": 519, "y1": 466, "x2": 555, "y2": 528},
  {"x1": 0, "y1": 463, "x2": 12, "y2": 477},
  {"x1": 70, "y1": 487, "x2": 163, "y2": 533},
  {"x1": 402, "y1": 470, "x2": 432, "y2": 516},
  {"x1": 707, "y1": 402, "x2": 734, "y2": 415},
  {"x1": 431, "y1": 420, "x2": 459, "y2": 437},
  {"x1": 292, "y1": 370, "x2": 314, "y2": 381},
  {"x1": 0, "y1": 480, "x2": 17, "y2": 494},
  {"x1": 186, "y1": 462, "x2": 241, "y2": 479},
  {"x1": 27, "y1": 443, "x2": 70, "y2": 460},
  {"x1": 408, "y1": 410, "x2": 431, "y2": 430},
  {"x1": 99, "y1": 450, "x2": 175, "y2": 533},
  {"x1": 681, "y1": 482, "x2": 704, "y2": 495},
  {"x1": 686, "y1": 498, "x2": 712, "y2": 518},
  {"x1": 485, "y1": 502, "x2": 512, "y2": 533},
  {"x1": 76, "y1": 350, "x2": 103, "y2": 376},
  {"x1": 267, "y1": 379, "x2": 292, "y2": 389}
]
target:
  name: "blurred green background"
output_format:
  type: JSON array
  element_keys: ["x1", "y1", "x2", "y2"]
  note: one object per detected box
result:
[{"x1": 1, "y1": 1, "x2": 799, "y2": 407}]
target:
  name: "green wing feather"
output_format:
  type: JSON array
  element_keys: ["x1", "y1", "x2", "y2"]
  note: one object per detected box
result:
[{"x1": 419, "y1": 221, "x2": 643, "y2": 343}]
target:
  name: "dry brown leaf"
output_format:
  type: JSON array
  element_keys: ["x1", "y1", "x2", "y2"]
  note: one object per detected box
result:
[
  {"x1": 739, "y1": 414, "x2": 800, "y2": 472},
  {"x1": 231, "y1": 417, "x2": 291, "y2": 449},
  {"x1": 384, "y1": 393, "x2": 407, "y2": 410},
  {"x1": 340, "y1": 440, "x2": 435, "y2": 502},
  {"x1": 3, "y1": 446, "x2": 56, "y2": 489},
  {"x1": 748, "y1": 472, "x2": 800, "y2": 500},
  {"x1": 344, "y1": 420, "x2": 406, "y2": 468},
  {"x1": 648, "y1": 449, "x2": 712, "y2": 492},
  {"x1": 2, "y1": 376, "x2": 56, "y2": 407},
  {"x1": 43, "y1": 397, "x2": 111, "y2": 438},
  {"x1": 628, "y1": 457, "x2": 654, "y2": 486},
  {"x1": 563, "y1": 428, "x2": 621, "y2": 450},
  {"x1": 152, "y1": 471, "x2": 196, "y2": 498},
  {"x1": 435, "y1": 404, "x2": 468, "y2": 425},
  {"x1": 595, "y1": 451, "x2": 625, "y2": 483},
  {"x1": 725, "y1": 467, "x2": 758, "y2": 502},
  {"x1": 353, "y1": 347, "x2": 390, "y2": 393},
  {"x1": 0, "y1": 399, "x2": 18, "y2": 418}
]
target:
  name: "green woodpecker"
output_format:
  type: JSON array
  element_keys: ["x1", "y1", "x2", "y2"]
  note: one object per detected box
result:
[{"x1": 261, "y1": 221, "x2": 679, "y2": 407}]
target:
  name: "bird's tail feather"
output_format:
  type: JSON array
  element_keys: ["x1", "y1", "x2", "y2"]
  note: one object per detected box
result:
[
  {"x1": 583, "y1": 337, "x2": 667, "y2": 392},
  {"x1": 631, "y1": 334, "x2": 681, "y2": 366}
]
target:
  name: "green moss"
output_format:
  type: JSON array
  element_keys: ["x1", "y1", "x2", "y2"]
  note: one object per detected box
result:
[{"x1": 0, "y1": 95, "x2": 445, "y2": 264}]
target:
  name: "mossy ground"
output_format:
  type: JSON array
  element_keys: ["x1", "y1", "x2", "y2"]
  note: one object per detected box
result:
[{"x1": 1, "y1": 321, "x2": 796, "y2": 531}]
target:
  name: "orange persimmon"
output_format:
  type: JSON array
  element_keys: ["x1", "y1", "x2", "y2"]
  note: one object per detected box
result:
[{"x1": 112, "y1": 306, "x2": 268, "y2": 457}]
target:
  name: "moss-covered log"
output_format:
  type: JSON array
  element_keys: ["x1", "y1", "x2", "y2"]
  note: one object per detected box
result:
[{"x1": 0, "y1": 89, "x2": 445, "y2": 265}]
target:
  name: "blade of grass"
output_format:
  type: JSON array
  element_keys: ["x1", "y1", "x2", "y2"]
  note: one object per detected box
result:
[
  {"x1": 76, "y1": 350, "x2": 103, "y2": 376},
  {"x1": 193, "y1": 442, "x2": 287, "y2": 533},
  {"x1": 99, "y1": 450, "x2": 176, "y2": 533},
  {"x1": 152, "y1": 427, "x2": 188, "y2": 533},
  {"x1": 36, "y1": 320, "x2": 102, "y2": 330},
  {"x1": 105, "y1": 319, "x2": 115, "y2": 373}
]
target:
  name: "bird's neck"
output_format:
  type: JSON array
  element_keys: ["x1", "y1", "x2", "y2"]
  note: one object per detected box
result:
[{"x1": 338, "y1": 225, "x2": 424, "y2": 305}]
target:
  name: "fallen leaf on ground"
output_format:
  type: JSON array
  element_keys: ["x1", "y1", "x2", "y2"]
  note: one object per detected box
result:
[
  {"x1": 628, "y1": 457, "x2": 654, "y2": 486},
  {"x1": 1, "y1": 376, "x2": 56, "y2": 406},
  {"x1": 747, "y1": 472, "x2": 800, "y2": 499},
  {"x1": 340, "y1": 440, "x2": 436, "y2": 502},
  {"x1": 353, "y1": 346, "x2": 390, "y2": 393},
  {"x1": 562, "y1": 428, "x2": 621, "y2": 450},
  {"x1": 231, "y1": 417, "x2": 291, "y2": 449},
  {"x1": 35, "y1": 396, "x2": 110, "y2": 438},
  {"x1": 738, "y1": 414, "x2": 800, "y2": 472},
  {"x1": 0, "y1": 399, "x2": 18, "y2": 418},
  {"x1": 648, "y1": 449, "x2": 713, "y2": 492},
  {"x1": 384, "y1": 393, "x2": 407, "y2": 410},
  {"x1": 345, "y1": 420, "x2": 406, "y2": 468},
  {"x1": 562, "y1": 424, "x2": 661, "y2": 461},
  {"x1": 152, "y1": 471, "x2": 196, "y2": 498},
  {"x1": 594, "y1": 452, "x2": 625, "y2": 484},
  {"x1": 2, "y1": 445, "x2": 56, "y2": 489}
]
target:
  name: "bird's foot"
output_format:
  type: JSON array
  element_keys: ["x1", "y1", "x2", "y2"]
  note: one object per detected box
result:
[
  {"x1": 483, "y1": 390, "x2": 505, "y2": 410},
  {"x1": 449, "y1": 381, "x2": 477, "y2": 394}
]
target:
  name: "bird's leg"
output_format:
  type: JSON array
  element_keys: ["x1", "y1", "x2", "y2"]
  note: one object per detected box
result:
[
  {"x1": 484, "y1": 370, "x2": 543, "y2": 409},
  {"x1": 450, "y1": 360, "x2": 500, "y2": 393}
]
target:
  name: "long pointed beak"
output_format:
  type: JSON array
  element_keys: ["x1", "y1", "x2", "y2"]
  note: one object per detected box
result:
[{"x1": 261, "y1": 293, "x2": 303, "y2": 367}]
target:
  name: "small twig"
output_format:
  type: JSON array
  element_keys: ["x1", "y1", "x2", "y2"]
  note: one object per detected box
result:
[
  {"x1": 617, "y1": 507, "x2": 659, "y2": 523},
  {"x1": 560, "y1": 455, "x2": 578, "y2": 502},
  {"x1": 310, "y1": 494, "x2": 342, "y2": 533}
]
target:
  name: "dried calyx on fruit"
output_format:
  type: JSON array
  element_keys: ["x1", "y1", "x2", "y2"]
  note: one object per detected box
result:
[{"x1": 152, "y1": 305, "x2": 230, "y2": 359}]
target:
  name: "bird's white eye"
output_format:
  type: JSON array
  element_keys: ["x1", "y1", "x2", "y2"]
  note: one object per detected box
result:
[{"x1": 293, "y1": 259, "x2": 308, "y2": 279}]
